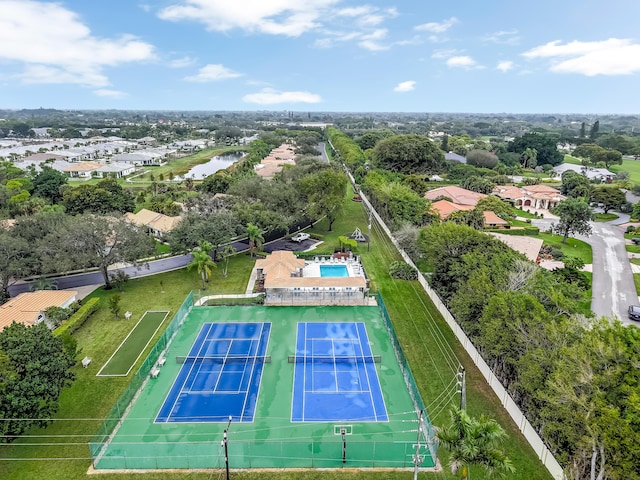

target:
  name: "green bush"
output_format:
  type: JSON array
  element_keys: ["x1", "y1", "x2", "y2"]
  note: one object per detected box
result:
[
  {"x1": 550, "y1": 248, "x2": 564, "y2": 260},
  {"x1": 309, "y1": 233, "x2": 324, "y2": 240},
  {"x1": 523, "y1": 226, "x2": 539, "y2": 235},
  {"x1": 626, "y1": 225, "x2": 636, "y2": 234},
  {"x1": 54, "y1": 297, "x2": 101, "y2": 337},
  {"x1": 388, "y1": 261, "x2": 418, "y2": 280}
]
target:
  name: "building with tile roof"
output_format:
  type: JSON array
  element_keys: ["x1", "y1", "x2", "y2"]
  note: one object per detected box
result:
[
  {"x1": 493, "y1": 184, "x2": 565, "y2": 210},
  {"x1": 255, "y1": 251, "x2": 368, "y2": 305},
  {"x1": 0, "y1": 290, "x2": 78, "y2": 332},
  {"x1": 124, "y1": 208, "x2": 181, "y2": 239},
  {"x1": 424, "y1": 185, "x2": 487, "y2": 206}
]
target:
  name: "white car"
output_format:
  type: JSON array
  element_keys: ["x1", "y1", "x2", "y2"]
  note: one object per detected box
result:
[{"x1": 290, "y1": 232, "x2": 310, "y2": 243}]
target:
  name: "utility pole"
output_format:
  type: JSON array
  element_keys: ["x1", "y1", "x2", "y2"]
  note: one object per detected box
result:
[
  {"x1": 223, "y1": 416, "x2": 232, "y2": 480},
  {"x1": 457, "y1": 368, "x2": 467, "y2": 411},
  {"x1": 413, "y1": 410, "x2": 424, "y2": 480}
]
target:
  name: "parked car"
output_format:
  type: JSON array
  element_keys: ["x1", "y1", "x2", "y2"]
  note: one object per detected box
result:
[
  {"x1": 628, "y1": 305, "x2": 640, "y2": 321},
  {"x1": 290, "y1": 232, "x2": 310, "y2": 243}
]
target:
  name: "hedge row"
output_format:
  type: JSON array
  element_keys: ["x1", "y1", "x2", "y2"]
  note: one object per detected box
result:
[{"x1": 54, "y1": 297, "x2": 101, "y2": 337}]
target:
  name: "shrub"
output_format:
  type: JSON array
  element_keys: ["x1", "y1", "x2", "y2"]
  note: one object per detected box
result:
[
  {"x1": 523, "y1": 226, "x2": 539, "y2": 235},
  {"x1": 626, "y1": 225, "x2": 636, "y2": 234},
  {"x1": 309, "y1": 233, "x2": 324, "y2": 240},
  {"x1": 389, "y1": 261, "x2": 418, "y2": 280},
  {"x1": 54, "y1": 297, "x2": 100, "y2": 337},
  {"x1": 550, "y1": 248, "x2": 564, "y2": 260}
]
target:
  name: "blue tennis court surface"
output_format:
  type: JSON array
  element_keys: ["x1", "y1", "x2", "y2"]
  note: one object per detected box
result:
[
  {"x1": 291, "y1": 322, "x2": 388, "y2": 422},
  {"x1": 156, "y1": 322, "x2": 270, "y2": 423}
]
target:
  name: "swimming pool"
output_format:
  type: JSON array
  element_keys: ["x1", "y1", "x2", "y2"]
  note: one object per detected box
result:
[{"x1": 319, "y1": 265, "x2": 349, "y2": 277}]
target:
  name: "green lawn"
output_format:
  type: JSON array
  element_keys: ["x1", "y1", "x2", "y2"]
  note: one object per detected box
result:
[
  {"x1": 564, "y1": 154, "x2": 582, "y2": 165},
  {"x1": 626, "y1": 244, "x2": 640, "y2": 253},
  {"x1": 634, "y1": 274, "x2": 640, "y2": 296},
  {"x1": 538, "y1": 233, "x2": 593, "y2": 263},
  {"x1": 594, "y1": 213, "x2": 619, "y2": 222},
  {"x1": 609, "y1": 157, "x2": 640, "y2": 184},
  {"x1": 513, "y1": 208, "x2": 538, "y2": 219},
  {"x1": 96, "y1": 310, "x2": 170, "y2": 376},
  {"x1": 0, "y1": 191, "x2": 552, "y2": 479}
]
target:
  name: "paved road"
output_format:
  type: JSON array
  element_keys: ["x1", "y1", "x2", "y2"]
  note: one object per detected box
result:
[
  {"x1": 7, "y1": 235, "x2": 312, "y2": 297},
  {"x1": 586, "y1": 222, "x2": 638, "y2": 325},
  {"x1": 317, "y1": 142, "x2": 330, "y2": 163}
]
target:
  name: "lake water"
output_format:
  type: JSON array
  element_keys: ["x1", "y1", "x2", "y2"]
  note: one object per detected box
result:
[{"x1": 178, "y1": 152, "x2": 245, "y2": 179}]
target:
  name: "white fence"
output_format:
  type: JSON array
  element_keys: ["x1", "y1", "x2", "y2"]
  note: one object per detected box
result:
[{"x1": 358, "y1": 190, "x2": 566, "y2": 480}]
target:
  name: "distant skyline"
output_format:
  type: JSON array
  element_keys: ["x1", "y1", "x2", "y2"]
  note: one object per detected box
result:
[{"x1": 1, "y1": 0, "x2": 640, "y2": 114}]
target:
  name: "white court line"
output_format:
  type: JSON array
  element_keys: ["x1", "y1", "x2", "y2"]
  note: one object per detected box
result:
[{"x1": 238, "y1": 324, "x2": 264, "y2": 421}]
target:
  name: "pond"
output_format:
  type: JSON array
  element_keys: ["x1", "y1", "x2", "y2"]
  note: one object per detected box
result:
[{"x1": 177, "y1": 152, "x2": 245, "y2": 180}]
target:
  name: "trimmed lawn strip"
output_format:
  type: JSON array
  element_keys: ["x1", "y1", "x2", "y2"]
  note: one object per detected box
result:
[
  {"x1": 635, "y1": 273, "x2": 640, "y2": 295},
  {"x1": 594, "y1": 213, "x2": 618, "y2": 222},
  {"x1": 97, "y1": 310, "x2": 170, "y2": 376},
  {"x1": 563, "y1": 154, "x2": 582, "y2": 165},
  {"x1": 610, "y1": 158, "x2": 640, "y2": 184}
]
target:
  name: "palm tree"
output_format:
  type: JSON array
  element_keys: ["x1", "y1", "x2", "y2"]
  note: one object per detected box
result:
[
  {"x1": 29, "y1": 277, "x2": 58, "y2": 291},
  {"x1": 436, "y1": 407, "x2": 515, "y2": 480},
  {"x1": 187, "y1": 249, "x2": 216, "y2": 290},
  {"x1": 246, "y1": 223, "x2": 264, "y2": 258},
  {"x1": 220, "y1": 245, "x2": 236, "y2": 277}
]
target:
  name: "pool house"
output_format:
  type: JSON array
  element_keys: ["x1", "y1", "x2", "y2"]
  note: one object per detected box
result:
[{"x1": 254, "y1": 251, "x2": 369, "y2": 305}]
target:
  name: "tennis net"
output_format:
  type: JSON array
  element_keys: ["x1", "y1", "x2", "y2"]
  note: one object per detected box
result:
[
  {"x1": 287, "y1": 355, "x2": 381, "y2": 364},
  {"x1": 176, "y1": 355, "x2": 272, "y2": 364}
]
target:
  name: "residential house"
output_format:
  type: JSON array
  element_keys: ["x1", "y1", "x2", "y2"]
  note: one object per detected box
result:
[
  {"x1": 493, "y1": 184, "x2": 566, "y2": 210},
  {"x1": 430, "y1": 199, "x2": 509, "y2": 229},
  {"x1": 254, "y1": 143, "x2": 297, "y2": 178},
  {"x1": 94, "y1": 162, "x2": 136, "y2": 179},
  {"x1": 63, "y1": 161, "x2": 103, "y2": 179},
  {"x1": 0, "y1": 290, "x2": 78, "y2": 332},
  {"x1": 124, "y1": 208, "x2": 181, "y2": 239},
  {"x1": 111, "y1": 151, "x2": 164, "y2": 166},
  {"x1": 424, "y1": 185, "x2": 487, "y2": 206},
  {"x1": 553, "y1": 163, "x2": 615, "y2": 182},
  {"x1": 255, "y1": 251, "x2": 368, "y2": 306},
  {"x1": 137, "y1": 136, "x2": 158, "y2": 147}
]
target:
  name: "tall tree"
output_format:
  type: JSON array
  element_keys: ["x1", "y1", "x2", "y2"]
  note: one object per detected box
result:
[
  {"x1": 43, "y1": 215, "x2": 154, "y2": 288},
  {"x1": 32, "y1": 165, "x2": 68, "y2": 204},
  {"x1": 299, "y1": 168, "x2": 348, "y2": 231},
  {"x1": 0, "y1": 232, "x2": 34, "y2": 303},
  {"x1": 436, "y1": 407, "x2": 515, "y2": 480},
  {"x1": 508, "y1": 133, "x2": 563, "y2": 166},
  {"x1": 551, "y1": 198, "x2": 594, "y2": 243},
  {"x1": 246, "y1": 223, "x2": 264, "y2": 257},
  {"x1": 589, "y1": 120, "x2": 600, "y2": 140},
  {"x1": 0, "y1": 323, "x2": 75, "y2": 442},
  {"x1": 591, "y1": 186, "x2": 626, "y2": 214},
  {"x1": 220, "y1": 245, "x2": 236, "y2": 278},
  {"x1": 372, "y1": 134, "x2": 445, "y2": 174}
]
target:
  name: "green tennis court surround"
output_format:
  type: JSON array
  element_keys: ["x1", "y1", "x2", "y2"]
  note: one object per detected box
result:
[{"x1": 90, "y1": 296, "x2": 436, "y2": 470}]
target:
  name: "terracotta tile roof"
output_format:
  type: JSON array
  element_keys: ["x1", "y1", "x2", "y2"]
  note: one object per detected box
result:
[
  {"x1": 522, "y1": 184, "x2": 560, "y2": 194},
  {"x1": 492, "y1": 185, "x2": 524, "y2": 200},
  {"x1": 483, "y1": 211, "x2": 508, "y2": 225},
  {"x1": 424, "y1": 186, "x2": 487, "y2": 206},
  {"x1": 125, "y1": 209, "x2": 181, "y2": 233},
  {"x1": 0, "y1": 290, "x2": 77, "y2": 332},
  {"x1": 430, "y1": 199, "x2": 474, "y2": 219}
]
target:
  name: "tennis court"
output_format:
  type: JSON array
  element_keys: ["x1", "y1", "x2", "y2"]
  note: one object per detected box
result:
[
  {"x1": 156, "y1": 322, "x2": 270, "y2": 423},
  {"x1": 91, "y1": 302, "x2": 437, "y2": 470},
  {"x1": 292, "y1": 322, "x2": 387, "y2": 422}
]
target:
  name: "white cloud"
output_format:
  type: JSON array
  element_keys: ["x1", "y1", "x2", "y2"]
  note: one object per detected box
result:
[
  {"x1": 93, "y1": 89, "x2": 127, "y2": 98},
  {"x1": 432, "y1": 48, "x2": 462, "y2": 59},
  {"x1": 358, "y1": 29, "x2": 389, "y2": 51},
  {"x1": 242, "y1": 88, "x2": 322, "y2": 104},
  {"x1": 497, "y1": 60, "x2": 514, "y2": 72},
  {"x1": 483, "y1": 29, "x2": 519, "y2": 45},
  {"x1": 394, "y1": 81, "x2": 415, "y2": 92},
  {"x1": 522, "y1": 38, "x2": 640, "y2": 76},
  {"x1": 446, "y1": 56, "x2": 479, "y2": 68},
  {"x1": 159, "y1": 0, "x2": 338, "y2": 37},
  {"x1": 185, "y1": 64, "x2": 242, "y2": 82},
  {"x1": 0, "y1": 0, "x2": 155, "y2": 87},
  {"x1": 168, "y1": 56, "x2": 197, "y2": 68},
  {"x1": 414, "y1": 17, "x2": 458, "y2": 33}
]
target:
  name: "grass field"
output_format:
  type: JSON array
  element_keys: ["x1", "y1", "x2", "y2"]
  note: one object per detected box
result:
[
  {"x1": 563, "y1": 154, "x2": 582, "y2": 165},
  {"x1": 97, "y1": 311, "x2": 170, "y2": 376},
  {"x1": 609, "y1": 157, "x2": 640, "y2": 183}
]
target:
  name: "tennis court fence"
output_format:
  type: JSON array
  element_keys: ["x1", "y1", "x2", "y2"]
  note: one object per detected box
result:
[{"x1": 89, "y1": 292, "x2": 194, "y2": 462}]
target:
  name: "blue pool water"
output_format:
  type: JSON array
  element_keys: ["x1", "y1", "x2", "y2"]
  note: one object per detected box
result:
[{"x1": 320, "y1": 265, "x2": 349, "y2": 278}]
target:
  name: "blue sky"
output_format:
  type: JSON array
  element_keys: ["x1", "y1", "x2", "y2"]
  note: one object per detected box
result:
[{"x1": 1, "y1": 0, "x2": 640, "y2": 113}]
